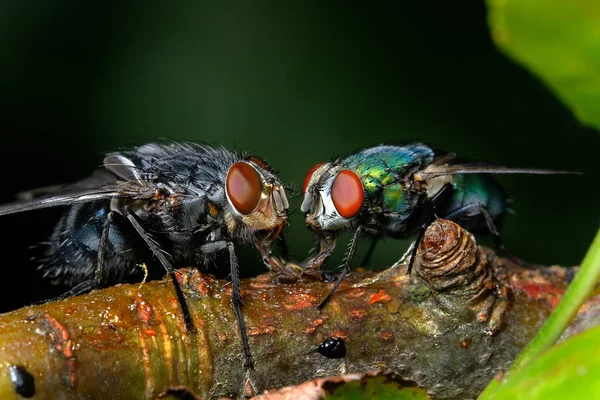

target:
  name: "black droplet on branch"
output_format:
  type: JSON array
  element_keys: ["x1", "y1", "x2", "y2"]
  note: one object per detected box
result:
[
  {"x1": 317, "y1": 337, "x2": 347, "y2": 359},
  {"x1": 10, "y1": 365, "x2": 35, "y2": 398}
]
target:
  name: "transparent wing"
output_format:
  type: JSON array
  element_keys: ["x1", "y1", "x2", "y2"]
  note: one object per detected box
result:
[
  {"x1": 415, "y1": 164, "x2": 582, "y2": 180},
  {"x1": 0, "y1": 182, "x2": 156, "y2": 216},
  {"x1": 0, "y1": 188, "x2": 120, "y2": 216}
]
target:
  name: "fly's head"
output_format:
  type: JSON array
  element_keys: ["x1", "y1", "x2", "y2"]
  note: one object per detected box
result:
[
  {"x1": 224, "y1": 156, "x2": 289, "y2": 243},
  {"x1": 300, "y1": 162, "x2": 365, "y2": 233}
]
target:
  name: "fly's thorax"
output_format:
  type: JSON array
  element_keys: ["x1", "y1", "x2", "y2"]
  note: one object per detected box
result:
[
  {"x1": 223, "y1": 158, "x2": 288, "y2": 239},
  {"x1": 301, "y1": 163, "x2": 365, "y2": 231}
]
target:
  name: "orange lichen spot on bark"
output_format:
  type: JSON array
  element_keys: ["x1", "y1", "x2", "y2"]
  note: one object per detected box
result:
[{"x1": 369, "y1": 290, "x2": 392, "y2": 305}]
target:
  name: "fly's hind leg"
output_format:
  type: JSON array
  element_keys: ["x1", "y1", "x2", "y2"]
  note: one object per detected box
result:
[{"x1": 477, "y1": 204, "x2": 530, "y2": 267}]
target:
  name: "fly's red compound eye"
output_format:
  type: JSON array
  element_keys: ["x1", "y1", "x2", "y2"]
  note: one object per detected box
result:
[
  {"x1": 303, "y1": 162, "x2": 324, "y2": 193},
  {"x1": 226, "y1": 162, "x2": 262, "y2": 215},
  {"x1": 331, "y1": 170, "x2": 364, "y2": 218}
]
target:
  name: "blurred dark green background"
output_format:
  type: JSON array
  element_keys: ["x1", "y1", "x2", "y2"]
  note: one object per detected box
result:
[{"x1": 0, "y1": 1, "x2": 598, "y2": 312}]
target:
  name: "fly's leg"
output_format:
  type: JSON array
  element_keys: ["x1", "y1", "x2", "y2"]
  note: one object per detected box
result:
[
  {"x1": 94, "y1": 210, "x2": 114, "y2": 285},
  {"x1": 478, "y1": 204, "x2": 506, "y2": 252},
  {"x1": 478, "y1": 204, "x2": 530, "y2": 267},
  {"x1": 402, "y1": 183, "x2": 456, "y2": 275},
  {"x1": 254, "y1": 237, "x2": 303, "y2": 283},
  {"x1": 393, "y1": 241, "x2": 415, "y2": 269},
  {"x1": 277, "y1": 231, "x2": 291, "y2": 261},
  {"x1": 406, "y1": 227, "x2": 426, "y2": 275},
  {"x1": 302, "y1": 231, "x2": 337, "y2": 280},
  {"x1": 318, "y1": 226, "x2": 362, "y2": 310},
  {"x1": 200, "y1": 240, "x2": 254, "y2": 373},
  {"x1": 227, "y1": 242, "x2": 254, "y2": 371},
  {"x1": 126, "y1": 211, "x2": 196, "y2": 333}
]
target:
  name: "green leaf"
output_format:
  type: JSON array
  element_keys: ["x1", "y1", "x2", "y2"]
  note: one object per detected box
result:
[
  {"x1": 487, "y1": 0, "x2": 600, "y2": 131},
  {"x1": 479, "y1": 324, "x2": 600, "y2": 399},
  {"x1": 324, "y1": 374, "x2": 430, "y2": 400}
]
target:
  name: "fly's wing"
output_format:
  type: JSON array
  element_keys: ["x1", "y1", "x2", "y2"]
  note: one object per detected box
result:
[
  {"x1": 415, "y1": 164, "x2": 582, "y2": 180},
  {"x1": 0, "y1": 166, "x2": 155, "y2": 217},
  {"x1": 0, "y1": 189, "x2": 122, "y2": 216},
  {"x1": 0, "y1": 184, "x2": 158, "y2": 216}
]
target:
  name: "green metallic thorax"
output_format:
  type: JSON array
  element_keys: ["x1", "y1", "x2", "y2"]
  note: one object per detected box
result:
[{"x1": 341, "y1": 144, "x2": 435, "y2": 220}]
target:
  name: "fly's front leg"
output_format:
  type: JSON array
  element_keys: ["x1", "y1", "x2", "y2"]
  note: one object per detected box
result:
[
  {"x1": 126, "y1": 211, "x2": 196, "y2": 333},
  {"x1": 318, "y1": 226, "x2": 362, "y2": 310},
  {"x1": 302, "y1": 231, "x2": 337, "y2": 280},
  {"x1": 254, "y1": 237, "x2": 303, "y2": 283}
]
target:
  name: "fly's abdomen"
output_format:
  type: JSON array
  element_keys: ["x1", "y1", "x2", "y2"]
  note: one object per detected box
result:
[
  {"x1": 444, "y1": 174, "x2": 506, "y2": 232},
  {"x1": 38, "y1": 202, "x2": 137, "y2": 286}
]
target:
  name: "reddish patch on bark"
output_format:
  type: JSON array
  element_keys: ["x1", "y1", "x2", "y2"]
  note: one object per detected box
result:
[
  {"x1": 331, "y1": 330, "x2": 349, "y2": 341},
  {"x1": 174, "y1": 270, "x2": 186, "y2": 285},
  {"x1": 41, "y1": 314, "x2": 77, "y2": 389},
  {"x1": 513, "y1": 281, "x2": 564, "y2": 309},
  {"x1": 306, "y1": 316, "x2": 328, "y2": 334},
  {"x1": 136, "y1": 298, "x2": 154, "y2": 326},
  {"x1": 283, "y1": 293, "x2": 317, "y2": 310},
  {"x1": 347, "y1": 287, "x2": 367, "y2": 299},
  {"x1": 195, "y1": 278, "x2": 209, "y2": 297},
  {"x1": 379, "y1": 330, "x2": 393, "y2": 341},
  {"x1": 143, "y1": 329, "x2": 156, "y2": 337},
  {"x1": 461, "y1": 338, "x2": 471, "y2": 348},
  {"x1": 248, "y1": 325, "x2": 277, "y2": 336},
  {"x1": 369, "y1": 290, "x2": 392, "y2": 304},
  {"x1": 350, "y1": 308, "x2": 368, "y2": 319}
]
